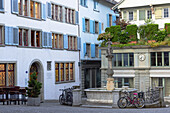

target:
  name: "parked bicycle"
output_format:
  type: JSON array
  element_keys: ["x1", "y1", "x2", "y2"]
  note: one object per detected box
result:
[
  {"x1": 117, "y1": 91, "x2": 145, "y2": 109},
  {"x1": 59, "y1": 87, "x2": 73, "y2": 106}
]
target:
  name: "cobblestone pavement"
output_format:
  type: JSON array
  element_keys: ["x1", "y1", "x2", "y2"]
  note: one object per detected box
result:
[{"x1": 0, "y1": 103, "x2": 170, "y2": 113}]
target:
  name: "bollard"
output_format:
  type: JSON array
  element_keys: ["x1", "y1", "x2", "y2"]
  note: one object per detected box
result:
[{"x1": 72, "y1": 89, "x2": 82, "y2": 106}]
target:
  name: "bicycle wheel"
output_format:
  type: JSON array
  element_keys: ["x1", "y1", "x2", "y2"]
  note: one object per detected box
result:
[
  {"x1": 67, "y1": 94, "x2": 73, "y2": 106},
  {"x1": 59, "y1": 95, "x2": 65, "y2": 105},
  {"x1": 135, "y1": 98, "x2": 145, "y2": 108},
  {"x1": 117, "y1": 97, "x2": 128, "y2": 108}
]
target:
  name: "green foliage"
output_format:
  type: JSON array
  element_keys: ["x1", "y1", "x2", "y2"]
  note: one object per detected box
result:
[
  {"x1": 154, "y1": 29, "x2": 167, "y2": 42},
  {"x1": 165, "y1": 23, "x2": 170, "y2": 34},
  {"x1": 26, "y1": 72, "x2": 42, "y2": 98},
  {"x1": 126, "y1": 25, "x2": 138, "y2": 41},
  {"x1": 144, "y1": 18, "x2": 154, "y2": 24},
  {"x1": 118, "y1": 30, "x2": 129, "y2": 44},
  {"x1": 145, "y1": 24, "x2": 158, "y2": 40},
  {"x1": 138, "y1": 25, "x2": 147, "y2": 39}
]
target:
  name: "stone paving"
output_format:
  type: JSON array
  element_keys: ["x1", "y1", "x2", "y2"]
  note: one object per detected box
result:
[{"x1": 0, "y1": 102, "x2": 170, "y2": 113}]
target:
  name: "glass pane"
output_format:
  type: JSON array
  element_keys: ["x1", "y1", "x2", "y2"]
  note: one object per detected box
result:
[
  {"x1": 0, "y1": 64, "x2": 6, "y2": 86},
  {"x1": 124, "y1": 53, "x2": 128, "y2": 66},
  {"x1": 147, "y1": 10, "x2": 152, "y2": 19},
  {"x1": 0, "y1": 26, "x2": 2, "y2": 44},
  {"x1": 151, "y1": 52, "x2": 156, "y2": 66},
  {"x1": 139, "y1": 10, "x2": 145, "y2": 20},
  {"x1": 112, "y1": 54, "x2": 116, "y2": 67},
  {"x1": 157, "y1": 52, "x2": 162, "y2": 66},
  {"x1": 60, "y1": 63, "x2": 64, "y2": 81},
  {"x1": 35, "y1": 2, "x2": 40, "y2": 19},
  {"x1": 129, "y1": 53, "x2": 134, "y2": 66},
  {"x1": 117, "y1": 54, "x2": 122, "y2": 66},
  {"x1": 129, "y1": 12, "x2": 133, "y2": 20},
  {"x1": 36, "y1": 31, "x2": 40, "y2": 47},
  {"x1": 55, "y1": 63, "x2": 59, "y2": 82},
  {"x1": 70, "y1": 63, "x2": 73, "y2": 80},
  {"x1": 118, "y1": 78, "x2": 122, "y2": 88},
  {"x1": 65, "y1": 63, "x2": 69, "y2": 81},
  {"x1": 8, "y1": 64, "x2": 15, "y2": 86},
  {"x1": 30, "y1": 1, "x2": 34, "y2": 17},
  {"x1": 84, "y1": 69, "x2": 90, "y2": 89},
  {"x1": 164, "y1": 52, "x2": 169, "y2": 66}
]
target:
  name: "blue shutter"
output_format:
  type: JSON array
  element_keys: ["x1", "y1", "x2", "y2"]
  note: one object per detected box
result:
[
  {"x1": 49, "y1": 32, "x2": 52, "y2": 48},
  {"x1": 90, "y1": 20, "x2": 94, "y2": 34},
  {"x1": 91, "y1": 44, "x2": 95, "y2": 58},
  {"x1": 112, "y1": 15, "x2": 116, "y2": 26},
  {"x1": 46, "y1": 32, "x2": 49, "y2": 47},
  {"x1": 47, "y1": 2, "x2": 51, "y2": 18},
  {"x1": 41, "y1": 3, "x2": 46, "y2": 20},
  {"x1": 107, "y1": 14, "x2": 110, "y2": 27},
  {"x1": 77, "y1": 37, "x2": 81, "y2": 50},
  {"x1": 83, "y1": 43, "x2": 86, "y2": 57},
  {"x1": 82, "y1": 18, "x2": 85, "y2": 32},
  {"x1": 99, "y1": 49, "x2": 101, "y2": 58},
  {"x1": 13, "y1": 27, "x2": 19, "y2": 45},
  {"x1": 0, "y1": 0, "x2": 4, "y2": 11},
  {"x1": 80, "y1": 0, "x2": 82, "y2": 5},
  {"x1": 99, "y1": 22, "x2": 102, "y2": 34},
  {"x1": 63, "y1": 35, "x2": 68, "y2": 49},
  {"x1": 84, "y1": 0, "x2": 87, "y2": 7},
  {"x1": 94, "y1": 0, "x2": 97, "y2": 9},
  {"x1": 76, "y1": 11, "x2": 79, "y2": 25},
  {"x1": 5, "y1": 26, "x2": 9, "y2": 45},
  {"x1": 11, "y1": 0, "x2": 18, "y2": 14},
  {"x1": 42, "y1": 32, "x2": 44, "y2": 47},
  {"x1": 8, "y1": 27, "x2": 13, "y2": 45}
]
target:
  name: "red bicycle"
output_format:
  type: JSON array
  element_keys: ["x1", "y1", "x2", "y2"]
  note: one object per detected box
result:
[{"x1": 117, "y1": 91, "x2": 145, "y2": 109}]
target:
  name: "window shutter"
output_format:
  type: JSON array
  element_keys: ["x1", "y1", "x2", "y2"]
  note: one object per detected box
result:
[
  {"x1": 13, "y1": 27, "x2": 19, "y2": 45},
  {"x1": 84, "y1": 0, "x2": 87, "y2": 7},
  {"x1": 99, "y1": 49, "x2": 101, "y2": 58},
  {"x1": 94, "y1": 1, "x2": 97, "y2": 9},
  {"x1": 8, "y1": 27, "x2": 13, "y2": 45},
  {"x1": 123, "y1": 11, "x2": 127, "y2": 20},
  {"x1": 83, "y1": 43, "x2": 86, "y2": 57},
  {"x1": 0, "y1": 0, "x2": 4, "y2": 11},
  {"x1": 99, "y1": 22, "x2": 102, "y2": 34},
  {"x1": 77, "y1": 37, "x2": 81, "y2": 50},
  {"x1": 82, "y1": 18, "x2": 85, "y2": 32},
  {"x1": 112, "y1": 15, "x2": 116, "y2": 26},
  {"x1": 11, "y1": 0, "x2": 18, "y2": 14},
  {"x1": 62, "y1": 6, "x2": 65, "y2": 23},
  {"x1": 155, "y1": 8, "x2": 162, "y2": 19},
  {"x1": 48, "y1": 32, "x2": 52, "y2": 48},
  {"x1": 42, "y1": 32, "x2": 44, "y2": 47},
  {"x1": 47, "y1": 2, "x2": 51, "y2": 18},
  {"x1": 139, "y1": 10, "x2": 145, "y2": 20},
  {"x1": 133, "y1": 10, "x2": 137, "y2": 21},
  {"x1": 63, "y1": 34, "x2": 68, "y2": 49},
  {"x1": 76, "y1": 11, "x2": 79, "y2": 25},
  {"x1": 41, "y1": 3, "x2": 46, "y2": 20},
  {"x1": 91, "y1": 44, "x2": 95, "y2": 58},
  {"x1": 90, "y1": 20, "x2": 94, "y2": 34},
  {"x1": 44, "y1": 32, "x2": 48, "y2": 47},
  {"x1": 5, "y1": 26, "x2": 9, "y2": 45},
  {"x1": 107, "y1": 14, "x2": 110, "y2": 27}
]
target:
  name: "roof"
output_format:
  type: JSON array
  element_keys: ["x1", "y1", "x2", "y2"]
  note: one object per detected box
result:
[
  {"x1": 105, "y1": 0, "x2": 117, "y2": 5},
  {"x1": 112, "y1": 0, "x2": 170, "y2": 9}
]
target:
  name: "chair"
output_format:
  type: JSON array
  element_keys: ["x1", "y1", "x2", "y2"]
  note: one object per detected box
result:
[
  {"x1": 9, "y1": 87, "x2": 20, "y2": 105},
  {"x1": 19, "y1": 88, "x2": 27, "y2": 104},
  {"x1": 0, "y1": 88, "x2": 6, "y2": 105}
]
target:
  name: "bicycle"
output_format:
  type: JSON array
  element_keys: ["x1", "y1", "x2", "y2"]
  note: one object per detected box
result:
[
  {"x1": 117, "y1": 91, "x2": 145, "y2": 109},
  {"x1": 59, "y1": 87, "x2": 73, "y2": 106}
]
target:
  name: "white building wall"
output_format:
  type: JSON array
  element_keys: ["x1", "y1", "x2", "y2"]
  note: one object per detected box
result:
[
  {"x1": 79, "y1": 0, "x2": 116, "y2": 59},
  {"x1": 0, "y1": 0, "x2": 79, "y2": 100}
]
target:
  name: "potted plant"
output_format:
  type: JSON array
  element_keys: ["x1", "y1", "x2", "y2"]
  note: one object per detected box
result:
[{"x1": 26, "y1": 72, "x2": 42, "y2": 106}]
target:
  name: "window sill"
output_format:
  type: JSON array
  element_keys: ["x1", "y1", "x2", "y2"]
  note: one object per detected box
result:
[
  {"x1": 81, "y1": 5, "x2": 88, "y2": 8},
  {"x1": 67, "y1": 49, "x2": 79, "y2": 51},
  {"x1": 0, "y1": 10, "x2": 5, "y2": 13},
  {"x1": 55, "y1": 80, "x2": 75, "y2": 84},
  {"x1": 0, "y1": 44, "x2": 5, "y2": 47},
  {"x1": 18, "y1": 46, "x2": 42, "y2": 49},
  {"x1": 17, "y1": 14, "x2": 42, "y2": 21},
  {"x1": 93, "y1": 9, "x2": 99, "y2": 12},
  {"x1": 52, "y1": 48, "x2": 64, "y2": 50}
]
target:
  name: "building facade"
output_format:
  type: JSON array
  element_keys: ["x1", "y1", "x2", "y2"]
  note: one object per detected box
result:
[
  {"x1": 0, "y1": 0, "x2": 80, "y2": 101},
  {"x1": 79, "y1": 0, "x2": 117, "y2": 94}
]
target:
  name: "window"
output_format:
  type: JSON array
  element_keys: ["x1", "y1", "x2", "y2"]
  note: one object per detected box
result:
[
  {"x1": 29, "y1": 0, "x2": 40, "y2": 19},
  {"x1": 52, "y1": 33, "x2": 63, "y2": 49},
  {"x1": 94, "y1": 0, "x2": 98, "y2": 11},
  {"x1": 19, "y1": 28, "x2": 28, "y2": 46},
  {"x1": 0, "y1": 0, "x2": 4, "y2": 12},
  {"x1": 80, "y1": 0, "x2": 87, "y2": 7},
  {"x1": 164, "y1": 8, "x2": 169, "y2": 18},
  {"x1": 65, "y1": 7, "x2": 75, "y2": 24},
  {"x1": 0, "y1": 63, "x2": 15, "y2": 87},
  {"x1": 147, "y1": 10, "x2": 152, "y2": 19},
  {"x1": 129, "y1": 11, "x2": 133, "y2": 20},
  {"x1": 112, "y1": 53, "x2": 134, "y2": 67},
  {"x1": 31, "y1": 30, "x2": 40, "y2": 47},
  {"x1": 47, "y1": 61, "x2": 51, "y2": 71},
  {"x1": 151, "y1": 52, "x2": 170, "y2": 67},
  {"x1": 68, "y1": 36, "x2": 77, "y2": 50},
  {"x1": 139, "y1": 10, "x2": 145, "y2": 20},
  {"x1": 109, "y1": 14, "x2": 112, "y2": 27},
  {"x1": 55, "y1": 62, "x2": 75, "y2": 83},
  {"x1": 86, "y1": 43, "x2": 90, "y2": 57},
  {"x1": 102, "y1": 23, "x2": 104, "y2": 31},
  {"x1": 95, "y1": 21, "x2": 99, "y2": 34},
  {"x1": 51, "y1": 4, "x2": 63, "y2": 22},
  {"x1": 114, "y1": 78, "x2": 134, "y2": 88},
  {"x1": 0, "y1": 26, "x2": 4, "y2": 45},
  {"x1": 18, "y1": 0, "x2": 28, "y2": 16},
  {"x1": 95, "y1": 44, "x2": 99, "y2": 58},
  {"x1": 85, "y1": 19, "x2": 90, "y2": 32}
]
